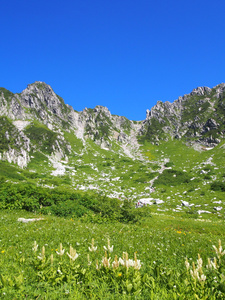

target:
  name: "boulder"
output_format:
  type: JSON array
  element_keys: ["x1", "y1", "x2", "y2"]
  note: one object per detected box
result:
[{"x1": 18, "y1": 218, "x2": 44, "y2": 223}]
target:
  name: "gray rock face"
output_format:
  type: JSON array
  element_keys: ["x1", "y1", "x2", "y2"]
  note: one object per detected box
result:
[
  {"x1": 19, "y1": 82, "x2": 75, "y2": 127},
  {"x1": 141, "y1": 83, "x2": 225, "y2": 146},
  {"x1": 0, "y1": 148, "x2": 30, "y2": 168},
  {"x1": 190, "y1": 86, "x2": 211, "y2": 96},
  {"x1": 21, "y1": 82, "x2": 62, "y2": 114},
  {"x1": 202, "y1": 118, "x2": 219, "y2": 134}
]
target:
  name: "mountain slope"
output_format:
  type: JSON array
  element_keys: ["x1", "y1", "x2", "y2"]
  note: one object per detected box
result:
[
  {"x1": 140, "y1": 83, "x2": 225, "y2": 147},
  {"x1": 0, "y1": 81, "x2": 224, "y2": 217}
]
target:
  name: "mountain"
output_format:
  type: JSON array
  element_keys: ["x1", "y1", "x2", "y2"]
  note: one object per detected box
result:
[
  {"x1": 0, "y1": 81, "x2": 143, "y2": 167},
  {"x1": 1, "y1": 81, "x2": 224, "y2": 167},
  {"x1": 0, "y1": 81, "x2": 225, "y2": 216},
  {"x1": 140, "y1": 84, "x2": 225, "y2": 146}
]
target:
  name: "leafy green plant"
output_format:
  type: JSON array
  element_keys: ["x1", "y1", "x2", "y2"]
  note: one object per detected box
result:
[
  {"x1": 154, "y1": 169, "x2": 190, "y2": 186},
  {"x1": 211, "y1": 181, "x2": 225, "y2": 192}
]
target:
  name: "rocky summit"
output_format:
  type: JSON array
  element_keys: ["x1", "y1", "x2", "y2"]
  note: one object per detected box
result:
[{"x1": 0, "y1": 81, "x2": 225, "y2": 216}]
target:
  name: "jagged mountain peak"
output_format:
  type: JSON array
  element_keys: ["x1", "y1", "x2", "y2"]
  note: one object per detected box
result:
[
  {"x1": 142, "y1": 83, "x2": 225, "y2": 146},
  {"x1": 21, "y1": 81, "x2": 60, "y2": 105},
  {"x1": 24, "y1": 81, "x2": 52, "y2": 90},
  {"x1": 20, "y1": 81, "x2": 55, "y2": 99}
]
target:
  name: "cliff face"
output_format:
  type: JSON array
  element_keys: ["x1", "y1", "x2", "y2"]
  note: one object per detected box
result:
[
  {"x1": 0, "y1": 81, "x2": 224, "y2": 167},
  {"x1": 140, "y1": 83, "x2": 225, "y2": 147}
]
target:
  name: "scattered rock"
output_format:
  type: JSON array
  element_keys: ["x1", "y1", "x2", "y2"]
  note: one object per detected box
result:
[
  {"x1": 213, "y1": 207, "x2": 223, "y2": 211},
  {"x1": 18, "y1": 218, "x2": 44, "y2": 223},
  {"x1": 182, "y1": 201, "x2": 190, "y2": 207},
  {"x1": 197, "y1": 210, "x2": 211, "y2": 215},
  {"x1": 154, "y1": 199, "x2": 164, "y2": 205}
]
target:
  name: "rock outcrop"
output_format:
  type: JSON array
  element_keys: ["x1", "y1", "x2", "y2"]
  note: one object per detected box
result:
[{"x1": 140, "y1": 83, "x2": 225, "y2": 146}]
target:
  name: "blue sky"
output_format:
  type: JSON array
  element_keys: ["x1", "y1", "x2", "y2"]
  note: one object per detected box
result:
[{"x1": 1, "y1": 0, "x2": 225, "y2": 120}]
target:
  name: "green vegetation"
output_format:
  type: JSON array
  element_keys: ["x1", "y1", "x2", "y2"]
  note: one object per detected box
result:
[
  {"x1": 154, "y1": 169, "x2": 190, "y2": 186},
  {"x1": 86, "y1": 111, "x2": 113, "y2": 140},
  {"x1": 0, "y1": 134, "x2": 224, "y2": 298},
  {"x1": 24, "y1": 122, "x2": 69, "y2": 155},
  {"x1": 0, "y1": 117, "x2": 20, "y2": 151},
  {"x1": 211, "y1": 181, "x2": 225, "y2": 192},
  {"x1": 120, "y1": 117, "x2": 132, "y2": 134},
  {"x1": 0, "y1": 181, "x2": 138, "y2": 223},
  {"x1": 94, "y1": 123, "x2": 110, "y2": 140},
  {"x1": 25, "y1": 123, "x2": 58, "y2": 154},
  {"x1": 139, "y1": 118, "x2": 166, "y2": 143},
  {"x1": 0, "y1": 87, "x2": 14, "y2": 103},
  {"x1": 0, "y1": 161, "x2": 26, "y2": 181},
  {"x1": 181, "y1": 96, "x2": 211, "y2": 123},
  {"x1": 0, "y1": 210, "x2": 225, "y2": 299}
]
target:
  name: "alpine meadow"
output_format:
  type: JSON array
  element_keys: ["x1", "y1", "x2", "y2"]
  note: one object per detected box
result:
[{"x1": 0, "y1": 82, "x2": 225, "y2": 299}]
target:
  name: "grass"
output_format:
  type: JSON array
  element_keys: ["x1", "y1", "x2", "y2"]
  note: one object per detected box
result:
[{"x1": 0, "y1": 210, "x2": 225, "y2": 298}]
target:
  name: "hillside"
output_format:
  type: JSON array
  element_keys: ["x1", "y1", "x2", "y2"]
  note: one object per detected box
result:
[{"x1": 0, "y1": 81, "x2": 224, "y2": 218}]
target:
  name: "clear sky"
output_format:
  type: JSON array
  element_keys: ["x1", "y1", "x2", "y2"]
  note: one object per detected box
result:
[{"x1": 1, "y1": 0, "x2": 225, "y2": 120}]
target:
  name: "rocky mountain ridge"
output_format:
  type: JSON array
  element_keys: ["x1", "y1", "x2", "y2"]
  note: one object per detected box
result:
[
  {"x1": 0, "y1": 81, "x2": 224, "y2": 168},
  {"x1": 140, "y1": 83, "x2": 225, "y2": 146}
]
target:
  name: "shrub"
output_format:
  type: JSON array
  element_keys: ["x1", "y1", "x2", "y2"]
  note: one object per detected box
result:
[
  {"x1": 164, "y1": 161, "x2": 174, "y2": 167},
  {"x1": 211, "y1": 181, "x2": 225, "y2": 192},
  {"x1": 50, "y1": 200, "x2": 88, "y2": 217},
  {"x1": 154, "y1": 169, "x2": 190, "y2": 186},
  {"x1": 0, "y1": 182, "x2": 139, "y2": 223}
]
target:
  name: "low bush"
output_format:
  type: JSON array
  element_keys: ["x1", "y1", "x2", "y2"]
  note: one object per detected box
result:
[
  {"x1": 154, "y1": 169, "x2": 190, "y2": 186},
  {"x1": 0, "y1": 182, "x2": 140, "y2": 223},
  {"x1": 211, "y1": 181, "x2": 225, "y2": 192}
]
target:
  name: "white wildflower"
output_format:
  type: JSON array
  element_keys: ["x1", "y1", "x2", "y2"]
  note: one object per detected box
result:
[
  {"x1": 87, "y1": 254, "x2": 92, "y2": 266},
  {"x1": 199, "y1": 274, "x2": 206, "y2": 282},
  {"x1": 102, "y1": 251, "x2": 111, "y2": 268},
  {"x1": 37, "y1": 246, "x2": 45, "y2": 260},
  {"x1": 96, "y1": 259, "x2": 100, "y2": 270},
  {"x1": 190, "y1": 268, "x2": 199, "y2": 280},
  {"x1": 88, "y1": 238, "x2": 97, "y2": 252},
  {"x1": 57, "y1": 268, "x2": 62, "y2": 275},
  {"x1": 197, "y1": 254, "x2": 203, "y2": 271},
  {"x1": 118, "y1": 257, "x2": 124, "y2": 266},
  {"x1": 185, "y1": 257, "x2": 190, "y2": 270},
  {"x1": 56, "y1": 243, "x2": 65, "y2": 256},
  {"x1": 213, "y1": 240, "x2": 225, "y2": 262},
  {"x1": 128, "y1": 259, "x2": 135, "y2": 267},
  {"x1": 123, "y1": 252, "x2": 130, "y2": 268},
  {"x1": 103, "y1": 238, "x2": 114, "y2": 253},
  {"x1": 32, "y1": 241, "x2": 38, "y2": 252},
  {"x1": 206, "y1": 257, "x2": 217, "y2": 269},
  {"x1": 189, "y1": 257, "x2": 206, "y2": 283},
  {"x1": 67, "y1": 245, "x2": 79, "y2": 261},
  {"x1": 112, "y1": 255, "x2": 119, "y2": 269}
]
